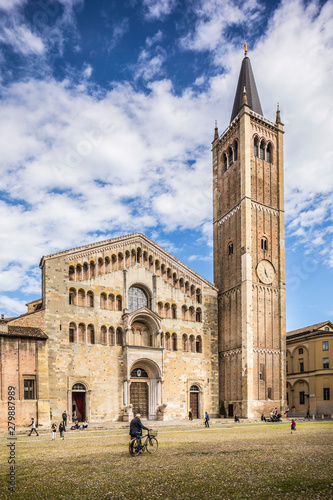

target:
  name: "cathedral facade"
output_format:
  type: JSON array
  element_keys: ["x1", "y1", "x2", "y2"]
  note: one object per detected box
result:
[{"x1": 0, "y1": 50, "x2": 285, "y2": 426}]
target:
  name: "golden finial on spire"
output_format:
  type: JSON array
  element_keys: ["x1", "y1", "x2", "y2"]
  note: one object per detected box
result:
[{"x1": 243, "y1": 41, "x2": 247, "y2": 57}]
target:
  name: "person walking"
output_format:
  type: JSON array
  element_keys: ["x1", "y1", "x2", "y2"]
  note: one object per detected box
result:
[
  {"x1": 72, "y1": 411, "x2": 77, "y2": 424},
  {"x1": 59, "y1": 421, "x2": 65, "y2": 440},
  {"x1": 62, "y1": 410, "x2": 67, "y2": 429},
  {"x1": 28, "y1": 418, "x2": 39, "y2": 436},
  {"x1": 189, "y1": 409, "x2": 193, "y2": 421},
  {"x1": 204, "y1": 411, "x2": 210, "y2": 427},
  {"x1": 291, "y1": 419, "x2": 296, "y2": 434},
  {"x1": 51, "y1": 423, "x2": 57, "y2": 440}
]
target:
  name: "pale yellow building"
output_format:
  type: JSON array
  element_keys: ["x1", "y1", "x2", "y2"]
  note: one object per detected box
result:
[{"x1": 287, "y1": 321, "x2": 333, "y2": 417}]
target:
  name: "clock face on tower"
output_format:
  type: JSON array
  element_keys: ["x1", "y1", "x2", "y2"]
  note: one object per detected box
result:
[{"x1": 256, "y1": 260, "x2": 275, "y2": 284}]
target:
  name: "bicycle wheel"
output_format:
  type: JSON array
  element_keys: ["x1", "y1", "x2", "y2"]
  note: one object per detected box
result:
[
  {"x1": 130, "y1": 438, "x2": 140, "y2": 457},
  {"x1": 146, "y1": 437, "x2": 158, "y2": 454}
]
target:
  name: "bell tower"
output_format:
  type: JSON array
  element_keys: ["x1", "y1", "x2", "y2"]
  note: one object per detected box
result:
[{"x1": 212, "y1": 45, "x2": 286, "y2": 418}]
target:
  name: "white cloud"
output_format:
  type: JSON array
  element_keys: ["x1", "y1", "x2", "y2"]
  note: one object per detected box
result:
[
  {"x1": 142, "y1": 0, "x2": 177, "y2": 20},
  {"x1": 0, "y1": 24, "x2": 44, "y2": 55}
]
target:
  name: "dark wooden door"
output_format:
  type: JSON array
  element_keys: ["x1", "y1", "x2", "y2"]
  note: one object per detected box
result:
[
  {"x1": 190, "y1": 392, "x2": 199, "y2": 419},
  {"x1": 130, "y1": 382, "x2": 148, "y2": 417}
]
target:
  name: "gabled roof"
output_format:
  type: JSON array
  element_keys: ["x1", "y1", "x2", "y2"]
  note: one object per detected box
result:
[
  {"x1": 0, "y1": 324, "x2": 48, "y2": 340},
  {"x1": 40, "y1": 232, "x2": 217, "y2": 290},
  {"x1": 287, "y1": 320, "x2": 333, "y2": 339},
  {"x1": 230, "y1": 56, "x2": 263, "y2": 123}
]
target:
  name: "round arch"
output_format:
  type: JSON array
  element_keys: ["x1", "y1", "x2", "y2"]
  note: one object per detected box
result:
[
  {"x1": 71, "y1": 380, "x2": 89, "y2": 423},
  {"x1": 128, "y1": 358, "x2": 162, "y2": 420}
]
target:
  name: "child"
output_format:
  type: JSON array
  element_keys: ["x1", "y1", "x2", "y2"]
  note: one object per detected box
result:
[
  {"x1": 291, "y1": 419, "x2": 296, "y2": 434},
  {"x1": 51, "y1": 423, "x2": 57, "y2": 440},
  {"x1": 59, "y1": 421, "x2": 65, "y2": 440}
]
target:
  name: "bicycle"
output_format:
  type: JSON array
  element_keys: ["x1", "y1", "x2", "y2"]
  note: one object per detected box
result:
[{"x1": 129, "y1": 429, "x2": 158, "y2": 456}]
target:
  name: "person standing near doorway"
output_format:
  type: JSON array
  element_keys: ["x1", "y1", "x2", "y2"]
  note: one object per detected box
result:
[
  {"x1": 62, "y1": 410, "x2": 67, "y2": 429},
  {"x1": 59, "y1": 421, "x2": 65, "y2": 440},
  {"x1": 204, "y1": 412, "x2": 210, "y2": 427},
  {"x1": 72, "y1": 410, "x2": 77, "y2": 425},
  {"x1": 189, "y1": 409, "x2": 193, "y2": 421}
]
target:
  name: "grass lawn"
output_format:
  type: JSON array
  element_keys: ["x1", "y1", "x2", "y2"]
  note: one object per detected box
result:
[{"x1": 1, "y1": 422, "x2": 333, "y2": 499}]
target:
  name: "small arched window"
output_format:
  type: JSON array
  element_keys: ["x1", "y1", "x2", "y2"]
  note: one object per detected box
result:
[
  {"x1": 181, "y1": 305, "x2": 187, "y2": 321},
  {"x1": 165, "y1": 332, "x2": 171, "y2": 350},
  {"x1": 116, "y1": 295, "x2": 122, "y2": 312},
  {"x1": 196, "y1": 335, "x2": 202, "y2": 353},
  {"x1": 254, "y1": 137, "x2": 259, "y2": 157},
  {"x1": 128, "y1": 286, "x2": 148, "y2": 313},
  {"x1": 69, "y1": 266, "x2": 75, "y2": 281},
  {"x1": 172, "y1": 333, "x2": 177, "y2": 351},
  {"x1": 77, "y1": 289, "x2": 85, "y2": 306},
  {"x1": 105, "y1": 256, "x2": 110, "y2": 273},
  {"x1": 228, "y1": 146, "x2": 233, "y2": 167},
  {"x1": 101, "y1": 326, "x2": 107, "y2": 345},
  {"x1": 266, "y1": 143, "x2": 272, "y2": 163},
  {"x1": 164, "y1": 303, "x2": 170, "y2": 318},
  {"x1": 259, "y1": 140, "x2": 265, "y2": 160},
  {"x1": 98, "y1": 258, "x2": 104, "y2": 275},
  {"x1": 87, "y1": 324, "x2": 95, "y2": 344},
  {"x1": 109, "y1": 326, "x2": 115, "y2": 346},
  {"x1": 108, "y1": 294, "x2": 115, "y2": 311},
  {"x1": 69, "y1": 288, "x2": 76, "y2": 306},
  {"x1": 158, "y1": 302, "x2": 164, "y2": 317},
  {"x1": 196, "y1": 308, "x2": 202, "y2": 322},
  {"x1": 182, "y1": 334, "x2": 188, "y2": 352},
  {"x1": 69, "y1": 322, "x2": 76, "y2": 343},
  {"x1": 76, "y1": 264, "x2": 82, "y2": 280},
  {"x1": 196, "y1": 288, "x2": 202, "y2": 303},
  {"x1": 223, "y1": 153, "x2": 228, "y2": 172},
  {"x1": 189, "y1": 306, "x2": 195, "y2": 322},
  {"x1": 100, "y1": 293, "x2": 107, "y2": 310},
  {"x1": 171, "y1": 304, "x2": 177, "y2": 319},
  {"x1": 78, "y1": 323, "x2": 85, "y2": 343},
  {"x1": 261, "y1": 237, "x2": 268, "y2": 251},
  {"x1": 189, "y1": 335, "x2": 195, "y2": 353},
  {"x1": 228, "y1": 242, "x2": 234, "y2": 255},
  {"x1": 90, "y1": 261, "x2": 96, "y2": 278},
  {"x1": 83, "y1": 262, "x2": 89, "y2": 280},
  {"x1": 233, "y1": 141, "x2": 238, "y2": 161},
  {"x1": 87, "y1": 291, "x2": 94, "y2": 308},
  {"x1": 116, "y1": 327, "x2": 123, "y2": 346}
]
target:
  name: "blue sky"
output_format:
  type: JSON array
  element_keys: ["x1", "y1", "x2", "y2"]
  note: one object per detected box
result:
[{"x1": 0, "y1": 0, "x2": 332, "y2": 331}]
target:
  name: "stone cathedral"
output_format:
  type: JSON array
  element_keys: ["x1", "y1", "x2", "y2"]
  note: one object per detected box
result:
[{"x1": 0, "y1": 49, "x2": 285, "y2": 426}]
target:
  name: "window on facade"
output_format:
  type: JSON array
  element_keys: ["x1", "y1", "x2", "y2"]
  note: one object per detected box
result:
[
  {"x1": 69, "y1": 288, "x2": 76, "y2": 305},
  {"x1": 323, "y1": 358, "x2": 329, "y2": 369},
  {"x1": 223, "y1": 153, "x2": 228, "y2": 172},
  {"x1": 325, "y1": 326, "x2": 329, "y2": 331},
  {"x1": 196, "y1": 336, "x2": 202, "y2": 353},
  {"x1": 90, "y1": 261, "x2": 96, "y2": 277},
  {"x1": 299, "y1": 362, "x2": 304, "y2": 372},
  {"x1": 267, "y1": 387, "x2": 272, "y2": 399},
  {"x1": 298, "y1": 348, "x2": 303, "y2": 355},
  {"x1": 165, "y1": 332, "x2": 171, "y2": 350},
  {"x1": 324, "y1": 388, "x2": 330, "y2": 401},
  {"x1": 131, "y1": 368, "x2": 148, "y2": 378},
  {"x1": 100, "y1": 293, "x2": 107, "y2": 310},
  {"x1": 234, "y1": 141, "x2": 238, "y2": 161},
  {"x1": 116, "y1": 328, "x2": 123, "y2": 346},
  {"x1": 101, "y1": 326, "x2": 107, "y2": 345},
  {"x1": 254, "y1": 137, "x2": 259, "y2": 157},
  {"x1": 196, "y1": 289, "x2": 202, "y2": 303},
  {"x1": 266, "y1": 143, "x2": 272, "y2": 163},
  {"x1": 116, "y1": 295, "x2": 122, "y2": 311},
  {"x1": 189, "y1": 335, "x2": 195, "y2": 353},
  {"x1": 228, "y1": 147, "x2": 233, "y2": 167},
  {"x1": 77, "y1": 289, "x2": 85, "y2": 306},
  {"x1": 323, "y1": 341, "x2": 329, "y2": 351},
  {"x1": 83, "y1": 262, "x2": 89, "y2": 279},
  {"x1": 69, "y1": 266, "x2": 75, "y2": 281},
  {"x1": 299, "y1": 391, "x2": 305, "y2": 405},
  {"x1": 109, "y1": 327, "x2": 115, "y2": 345},
  {"x1": 228, "y1": 242, "x2": 233, "y2": 255},
  {"x1": 105, "y1": 257, "x2": 110, "y2": 273},
  {"x1": 171, "y1": 304, "x2": 177, "y2": 319},
  {"x1": 76, "y1": 264, "x2": 82, "y2": 280},
  {"x1": 87, "y1": 324, "x2": 95, "y2": 344},
  {"x1": 69, "y1": 322, "x2": 76, "y2": 343},
  {"x1": 128, "y1": 286, "x2": 148, "y2": 313},
  {"x1": 172, "y1": 333, "x2": 177, "y2": 351},
  {"x1": 259, "y1": 140, "x2": 265, "y2": 160},
  {"x1": 24, "y1": 379, "x2": 35, "y2": 400},
  {"x1": 98, "y1": 258, "x2": 103, "y2": 275},
  {"x1": 158, "y1": 302, "x2": 164, "y2": 317},
  {"x1": 182, "y1": 334, "x2": 188, "y2": 352},
  {"x1": 196, "y1": 308, "x2": 202, "y2": 322},
  {"x1": 261, "y1": 237, "x2": 268, "y2": 251},
  {"x1": 87, "y1": 291, "x2": 94, "y2": 308},
  {"x1": 181, "y1": 305, "x2": 187, "y2": 321},
  {"x1": 78, "y1": 323, "x2": 85, "y2": 343}
]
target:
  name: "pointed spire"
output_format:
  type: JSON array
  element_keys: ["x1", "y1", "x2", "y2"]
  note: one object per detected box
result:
[
  {"x1": 230, "y1": 45, "x2": 263, "y2": 123},
  {"x1": 214, "y1": 120, "x2": 219, "y2": 141},
  {"x1": 276, "y1": 103, "x2": 281, "y2": 124}
]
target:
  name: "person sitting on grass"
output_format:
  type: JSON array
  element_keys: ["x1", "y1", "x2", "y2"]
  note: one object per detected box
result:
[{"x1": 82, "y1": 421, "x2": 88, "y2": 429}]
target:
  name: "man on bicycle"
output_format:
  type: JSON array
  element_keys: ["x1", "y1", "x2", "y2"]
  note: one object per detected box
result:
[{"x1": 129, "y1": 413, "x2": 149, "y2": 451}]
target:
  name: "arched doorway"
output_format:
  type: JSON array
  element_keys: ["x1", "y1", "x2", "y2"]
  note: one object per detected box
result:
[
  {"x1": 130, "y1": 368, "x2": 149, "y2": 417},
  {"x1": 72, "y1": 383, "x2": 86, "y2": 422},
  {"x1": 190, "y1": 385, "x2": 200, "y2": 419},
  {"x1": 128, "y1": 360, "x2": 161, "y2": 420}
]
